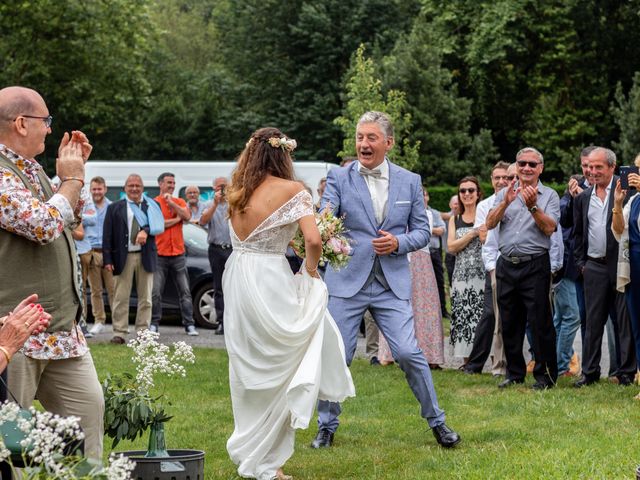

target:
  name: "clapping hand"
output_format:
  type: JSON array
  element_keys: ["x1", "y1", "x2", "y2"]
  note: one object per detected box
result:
[
  {"x1": 58, "y1": 130, "x2": 92, "y2": 163},
  {"x1": 521, "y1": 184, "x2": 538, "y2": 209},
  {"x1": 568, "y1": 177, "x2": 584, "y2": 198},
  {"x1": 504, "y1": 177, "x2": 520, "y2": 205}
]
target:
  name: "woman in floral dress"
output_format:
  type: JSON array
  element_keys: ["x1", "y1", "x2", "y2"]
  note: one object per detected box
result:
[
  {"x1": 378, "y1": 189, "x2": 444, "y2": 367},
  {"x1": 447, "y1": 177, "x2": 484, "y2": 363}
]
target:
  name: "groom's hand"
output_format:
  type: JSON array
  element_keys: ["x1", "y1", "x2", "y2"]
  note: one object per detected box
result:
[{"x1": 373, "y1": 230, "x2": 399, "y2": 256}]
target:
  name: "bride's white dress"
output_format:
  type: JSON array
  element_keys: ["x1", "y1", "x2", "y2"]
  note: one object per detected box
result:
[{"x1": 224, "y1": 190, "x2": 355, "y2": 480}]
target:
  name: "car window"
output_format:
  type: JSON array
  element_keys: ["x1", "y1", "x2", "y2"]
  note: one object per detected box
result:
[{"x1": 183, "y1": 223, "x2": 209, "y2": 253}]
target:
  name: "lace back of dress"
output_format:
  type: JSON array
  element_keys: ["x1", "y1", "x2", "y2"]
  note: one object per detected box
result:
[{"x1": 230, "y1": 190, "x2": 314, "y2": 254}]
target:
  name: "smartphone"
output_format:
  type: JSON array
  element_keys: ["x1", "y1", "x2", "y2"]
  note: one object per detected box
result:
[
  {"x1": 620, "y1": 165, "x2": 639, "y2": 190},
  {"x1": 220, "y1": 185, "x2": 226, "y2": 196}
]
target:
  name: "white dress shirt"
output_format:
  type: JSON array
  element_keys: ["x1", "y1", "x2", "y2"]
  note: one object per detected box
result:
[
  {"x1": 358, "y1": 159, "x2": 389, "y2": 225},
  {"x1": 587, "y1": 178, "x2": 612, "y2": 258},
  {"x1": 474, "y1": 194, "x2": 499, "y2": 271}
]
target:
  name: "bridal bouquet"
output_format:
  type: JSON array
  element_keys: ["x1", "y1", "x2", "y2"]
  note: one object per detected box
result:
[
  {"x1": 292, "y1": 206, "x2": 352, "y2": 269},
  {"x1": 0, "y1": 401, "x2": 135, "y2": 479}
]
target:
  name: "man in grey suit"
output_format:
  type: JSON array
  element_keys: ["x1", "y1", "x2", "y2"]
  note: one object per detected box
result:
[{"x1": 312, "y1": 111, "x2": 460, "y2": 449}]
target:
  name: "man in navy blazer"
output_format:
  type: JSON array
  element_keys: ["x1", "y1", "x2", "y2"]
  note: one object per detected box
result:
[
  {"x1": 103, "y1": 174, "x2": 157, "y2": 344},
  {"x1": 312, "y1": 111, "x2": 460, "y2": 449}
]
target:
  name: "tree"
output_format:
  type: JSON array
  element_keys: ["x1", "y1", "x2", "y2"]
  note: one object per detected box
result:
[
  {"x1": 334, "y1": 45, "x2": 420, "y2": 171},
  {"x1": 0, "y1": 0, "x2": 156, "y2": 166},
  {"x1": 612, "y1": 72, "x2": 640, "y2": 163}
]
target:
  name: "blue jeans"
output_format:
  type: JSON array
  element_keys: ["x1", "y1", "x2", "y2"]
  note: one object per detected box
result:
[
  {"x1": 151, "y1": 254, "x2": 194, "y2": 327},
  {"x1": 553, "y1": 278, "x2": 581, "y2": 374}
]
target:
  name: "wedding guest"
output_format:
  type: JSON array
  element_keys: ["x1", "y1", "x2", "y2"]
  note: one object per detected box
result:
[
  {"x1": 185, "y1": 185, "x2": 207, "y2": 223},
  {"x1": 379, "y1": 187, "x2": 445, "y2": 368},
  {"x1": 612, "y1": 154, "x2": 640, "y2": 397},
  {"x1": 85, "y1": 177, "x2": 114, "y2": 336},
  {"x1": 151, "y1": 173, "x2": 199, "y2": 336},
  {"x1": 424, "y1": 188, "x2": 448, "y2": 320},
  {"x1": 486, "y1": 147, "x2": 560, "y2": 390},
  {"x1": 447, "y1": 176, "x2": 484, "y2": 365},
  {"x1": 224, "y1": 127, "x2": 354, "y2": 480},
  {"x1": 573, "y1": 147, "x2": 636, "y2": 387},
  {"x1": 463, "y1": 161, "x2": 512, "y2": 375},
  {"x1": 314, "y1": 111, "x2": 460, "y2": 450},
  {"x1": 200, "y1": 176, "x2": 232, "y2": 335},
  {"x1": 0, "y1": 86, "x2": 104, "y2": 458},
  {"x1": 103, "y1": 174, "x2": 158, "y2": 344},
  {"x1": 315, "y1": 177, "x2": 327, "y2": 210}
]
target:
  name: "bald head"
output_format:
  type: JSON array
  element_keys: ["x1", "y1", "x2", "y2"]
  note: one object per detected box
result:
[
  {"x1": 0, "y1": 87, "x2": 43, "y2": 131},
  {"x1": 0, "y1": 86, "x2": 50, "y2": 159}
]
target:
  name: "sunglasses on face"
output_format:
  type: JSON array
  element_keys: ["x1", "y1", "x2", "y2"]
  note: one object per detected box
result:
[
  {"x1": 516, "y1": 160, "x2": 540, "y2": 169},
  {"x1": 459, "y1": 188, "x2": 477, "y2": 194}
]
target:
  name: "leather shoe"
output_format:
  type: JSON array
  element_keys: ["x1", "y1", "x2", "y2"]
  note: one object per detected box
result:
[
  {"x1": 310, "y1": 429, "x2": 333, "y2": 449},
  {"x1": 531, "y1": 381, "x2": 554, "y2": 391},
  {"x1": 498, "y1": 378, "x2": 524, "y2": 389},
  {"x1": 617, "y1": 374, "x2": 634, "y2": 386},
  {"x1": 215, "y1": 324, "x2": 224, "y2": 335},
  {"x1": 110, "y1": 336, "x2": 126, "y2": 345},
  {"x1": 370, "y1": 356, "x2": 380, "y2": 366},
  {"x1": 431, "y1": 423, "x2": 461, "y2": 448},
  {"x1": 574, "y1": 375, "x2": 598, "y2": 388},
  {"x1": 463, "y1": 367, "x2": 481, "y2": 375}
]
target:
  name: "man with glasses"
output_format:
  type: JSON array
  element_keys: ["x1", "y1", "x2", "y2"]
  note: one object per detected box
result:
[
  {"x1": 486, "y1": 147, "x2": 560, "y2": 390},
  {"x1": 0, "y1": 86, "x2": 104, "y2": 458},
  {"x1": 463, "y1": 161, "x2": 511, "y2": 376}
]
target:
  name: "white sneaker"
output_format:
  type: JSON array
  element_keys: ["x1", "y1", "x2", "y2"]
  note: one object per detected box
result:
[
  {"x1": 186, "y1": 325, "x2": 199, "y2": 336},
  {"x1": 149, "y1": 324, "x2": 158, "y2": 333},
  {"x1": 89, "y1": 323, "x2": 105, "y2": 335}
]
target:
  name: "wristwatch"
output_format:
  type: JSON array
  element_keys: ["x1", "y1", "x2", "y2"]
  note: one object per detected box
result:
[{"x1": 528, "y1": 205, "x2": 538, "y2": 214}]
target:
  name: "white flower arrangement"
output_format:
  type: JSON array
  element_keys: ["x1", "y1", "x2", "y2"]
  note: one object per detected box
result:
[
  {"x1": 0, "y1": 401, "x2": 135, "y2": 479},
  {"x1": 103, "y1": 330, "x2": 196, "y2": 450}
]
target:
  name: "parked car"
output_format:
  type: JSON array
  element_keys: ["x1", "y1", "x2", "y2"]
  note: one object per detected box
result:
[{"x1": 86, "y1": 223, "x2": 217, "y2": 329}]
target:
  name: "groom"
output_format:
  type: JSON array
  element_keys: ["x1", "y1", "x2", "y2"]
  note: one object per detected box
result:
[{"x1": 313, "y1": 111, "x2": 460, "y2": 448}]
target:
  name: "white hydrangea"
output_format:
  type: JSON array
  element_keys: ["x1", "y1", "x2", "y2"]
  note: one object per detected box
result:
[{"x1": 106, "y1": 453, "x2": 136, "y2": 479}]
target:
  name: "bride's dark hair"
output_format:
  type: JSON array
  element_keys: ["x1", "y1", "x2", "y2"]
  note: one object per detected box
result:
[{"x1": 227, "y1": 127, "x2": 296, "y2": 215}]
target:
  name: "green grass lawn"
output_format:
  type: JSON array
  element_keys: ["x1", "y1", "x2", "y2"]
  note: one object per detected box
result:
[{"x1": 92, "y1": 344, "x2": 640, "y2": 479}]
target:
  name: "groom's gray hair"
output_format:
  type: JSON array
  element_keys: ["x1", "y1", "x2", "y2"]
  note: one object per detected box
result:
[{"x1": 357, "y1": 111, "x2": 394, "y2": 140}]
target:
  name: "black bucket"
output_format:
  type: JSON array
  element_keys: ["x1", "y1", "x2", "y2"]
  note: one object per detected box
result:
[
  {"x1": 636, "y1": 465, "x2": 640, "y2": 480},
  {"x1": 121, "y1": 449, "x2": 205, "y2": 480}
]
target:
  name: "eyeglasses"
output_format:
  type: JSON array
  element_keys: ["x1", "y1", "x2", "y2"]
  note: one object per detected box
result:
[
  {"x1": 459, "y1": 188, "x2": 477, "y2": 194},
  {"x1": 17, "y1": 115, "x2": 53, "y2": 128},
  {"x1": 507, "y1": 175, "x2": 515, "y2": 181},
  {"x1": 492, "y1": 175, "x2": 510, "y2": 181},
  {"x1": 516, "y1": 160, "x2": 540, "y2": 169}
]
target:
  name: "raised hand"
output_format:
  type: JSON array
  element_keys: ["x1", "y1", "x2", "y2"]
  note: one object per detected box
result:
[
  {"x1": 372, "y1": 230, "x2": 399, "y2": 256},
  {"x1": 521, "y1": 185, "x2": 538, "y2": 209}
]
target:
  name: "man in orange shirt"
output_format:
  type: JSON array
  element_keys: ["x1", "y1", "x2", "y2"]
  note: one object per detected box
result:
[{"x1": 151, "y1": 172, "x2": 199, "y2": 336}]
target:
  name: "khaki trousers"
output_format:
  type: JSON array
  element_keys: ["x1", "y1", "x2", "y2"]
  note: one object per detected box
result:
[
  {"x1": 364, "y1": 310, "x2": 379, "y2": 359},
  {"x1": 490, "y1": 269, "x2": 507, "y2": 375},
  {"x1": 111, "y1": 252, "x2": 153, "y2": 337},
  {"x1": 79, "y1": 252, "x2": 92, "y2": 320},
  {"x1": 7, "y1": 351, "x2": 104, "y2": 459},
  {"x1": 86, "y1": 250, "x2": 114, "y2": 324}
]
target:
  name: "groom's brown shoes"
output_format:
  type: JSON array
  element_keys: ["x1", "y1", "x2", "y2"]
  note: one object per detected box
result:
[
  {"x1": 432, "y1": 423, "x2": 461, "y2": 448},
  {"x1": 310, "y1": 429, "x2": 334, "y2": 449}
]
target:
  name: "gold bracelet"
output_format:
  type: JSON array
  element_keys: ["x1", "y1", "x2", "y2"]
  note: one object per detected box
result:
[
  {"x1": 306, "y1": 265, "x2": 318, "y2": 274},
  {"x1": 0, "y1": 346, "x2": 12, "y2": 364},
  {"x1": 60, "y1": 176, "x2": 85, "y2": 187}
]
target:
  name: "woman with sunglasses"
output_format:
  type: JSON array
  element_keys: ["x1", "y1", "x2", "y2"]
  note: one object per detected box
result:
[{"x1": 447, "y1": 177, "x2": 485, "y2": 366}]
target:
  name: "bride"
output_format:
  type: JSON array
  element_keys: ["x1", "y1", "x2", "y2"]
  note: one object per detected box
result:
[{"x1": 223, "y1": 127, "x2": 355, "y2": 480}]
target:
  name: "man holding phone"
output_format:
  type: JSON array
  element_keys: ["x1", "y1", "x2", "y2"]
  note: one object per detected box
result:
[{"x1": 200, "y1": 177, "x2": 231, "y2": 335}]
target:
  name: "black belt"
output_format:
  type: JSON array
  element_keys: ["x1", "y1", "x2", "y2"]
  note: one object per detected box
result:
[
  {"x1": 211, "y1": 243, "x2": 232, "y2": 250},
  {"x1": 502, "y1": 252, "x2": 546, "y2": 265},
  {"x1": 587, "y1": 256, "x2": 607, "y2": 265}
]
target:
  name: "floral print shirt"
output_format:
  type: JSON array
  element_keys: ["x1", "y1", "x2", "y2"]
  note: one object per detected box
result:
[{"x1": 0, "y1": 144, "x2": 88, "y2": 360}]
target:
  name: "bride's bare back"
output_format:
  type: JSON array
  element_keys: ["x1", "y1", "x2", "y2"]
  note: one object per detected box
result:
[{"x1": 230, "y1": 175, "x2": 306, "y2": 242}]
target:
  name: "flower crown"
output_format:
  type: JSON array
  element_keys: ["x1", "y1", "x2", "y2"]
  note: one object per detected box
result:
[
  {"x1": 268, "y1": 136, "x2": 297, "y2": 152},
  {"x1": 246, "y1": 135, "x2": 297, "y2": 152}
]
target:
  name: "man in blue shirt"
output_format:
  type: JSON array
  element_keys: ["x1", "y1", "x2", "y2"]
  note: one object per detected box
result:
[{"x1": 85, "y1": 176, "x2": 114, "y2": 335}]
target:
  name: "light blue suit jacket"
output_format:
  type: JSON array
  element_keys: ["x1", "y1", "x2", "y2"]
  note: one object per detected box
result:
[{"x1": 320, "y1": 160, "x2": 430, "y2": 300}]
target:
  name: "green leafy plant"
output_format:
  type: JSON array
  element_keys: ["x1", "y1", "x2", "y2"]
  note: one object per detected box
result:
[{"x1": 102, "y1": 330, "x2": 195, "y2": 450}]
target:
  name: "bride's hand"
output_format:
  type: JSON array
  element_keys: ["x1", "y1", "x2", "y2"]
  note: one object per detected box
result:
[{"x1": 305, "y1": 264, "x2": 321, "y2": 279}]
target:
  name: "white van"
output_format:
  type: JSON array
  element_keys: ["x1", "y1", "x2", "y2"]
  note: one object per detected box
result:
[{"x1": 83, "y1": 160, "x2": 336, "y2": 203}]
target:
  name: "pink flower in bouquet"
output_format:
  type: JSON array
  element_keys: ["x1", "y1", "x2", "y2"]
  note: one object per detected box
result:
[
  {"x1": 328, "y1": 237, "x2": 343, "y2": 254},
  {"x1": 340, "y1": 239, "x2": 351, "y2": 255}
]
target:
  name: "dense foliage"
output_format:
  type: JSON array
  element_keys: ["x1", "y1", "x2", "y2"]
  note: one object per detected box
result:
[{"x1": 3, "y1": 0, "x2": 640, "y2": 184}]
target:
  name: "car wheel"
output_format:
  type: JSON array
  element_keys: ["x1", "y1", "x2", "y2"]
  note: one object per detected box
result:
[{"x1": 193, "y1": 284, "x2": 219, "y2": 329}]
